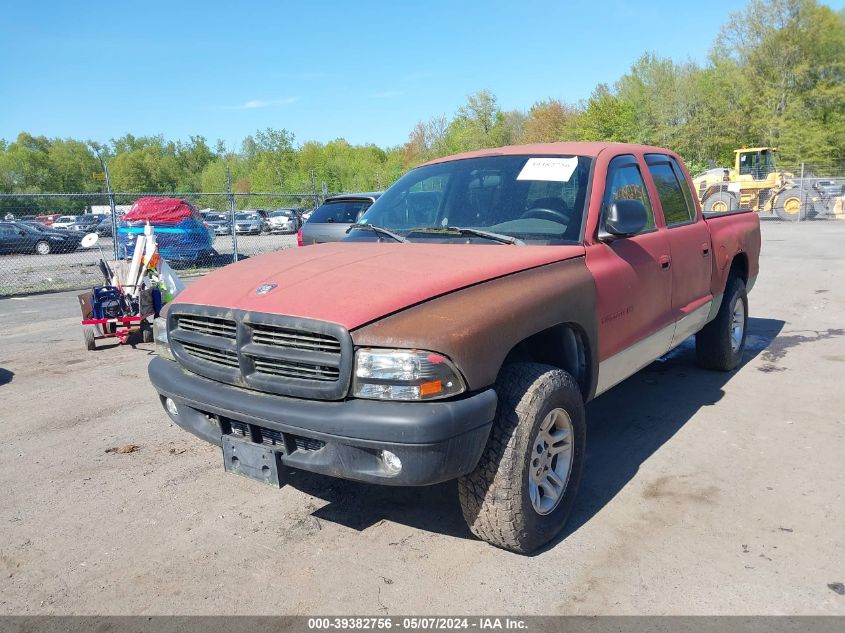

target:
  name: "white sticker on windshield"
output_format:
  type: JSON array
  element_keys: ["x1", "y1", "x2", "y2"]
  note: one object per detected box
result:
[{"x1": 516, "y1": 157, "x2": 579, "y2": 182}]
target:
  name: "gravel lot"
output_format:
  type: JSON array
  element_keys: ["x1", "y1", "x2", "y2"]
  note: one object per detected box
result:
[{"x1": 0, "y1": 221, "x2": 843, "y2": 615}]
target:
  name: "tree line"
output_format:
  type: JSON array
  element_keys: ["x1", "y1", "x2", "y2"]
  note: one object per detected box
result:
[{"x1": 1, "y1": 0, "x2": 843, "y2": 214}]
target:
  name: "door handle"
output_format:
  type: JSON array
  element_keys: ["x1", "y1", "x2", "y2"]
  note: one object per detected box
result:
[
  {"x1": 701, "y1": 242, "x2": 710, "y2": 257},
  {"x1": 659, "y1": 255, "x2": 671, "y2": 270}
]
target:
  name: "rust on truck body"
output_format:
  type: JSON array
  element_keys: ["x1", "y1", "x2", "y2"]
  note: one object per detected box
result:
[{"x1": 352, "y1": 256, "x2": 598, "y2": 397}]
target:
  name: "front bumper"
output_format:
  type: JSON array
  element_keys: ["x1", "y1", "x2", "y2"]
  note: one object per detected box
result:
[{"x1": 148, "y1": 357, "x2": 497, "y2": 486}]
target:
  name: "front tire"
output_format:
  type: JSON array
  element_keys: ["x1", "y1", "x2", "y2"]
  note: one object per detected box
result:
[
  {"x1": 35, "y1": 240, "x2": 51, "y2": 255},
  {"x1": 774, "y1": 191, "x2": 811, "y2": 221},
  {"x1": 695, "y1": 276, "x2": 748, "y2": 371},
  {"x1": 458, "y1": 363, "x2": 586, "y2": 554}
]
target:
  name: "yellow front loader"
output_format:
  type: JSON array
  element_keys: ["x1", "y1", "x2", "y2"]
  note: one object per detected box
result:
[{"x1": 692, "y1": 147, "x2": 840, "y2": 221}]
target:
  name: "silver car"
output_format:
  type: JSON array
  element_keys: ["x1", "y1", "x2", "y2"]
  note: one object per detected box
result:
[
  {"x1": 234, "y1": 211, "x2": 266, "y2": 235},
  {"x1": 299, "y1": 193, "x2": 381, "y2": 245}
]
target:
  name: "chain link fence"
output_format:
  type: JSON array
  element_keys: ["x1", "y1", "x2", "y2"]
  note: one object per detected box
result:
[{"x1": 0, "y1": 191, "x2": 327, "y2": 297}]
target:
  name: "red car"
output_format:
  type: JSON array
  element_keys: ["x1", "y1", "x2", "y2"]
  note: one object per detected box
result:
[
  {"x1": 148, "y1": 142, "x2": 761, "y2": 553},
  {"x1": 33, "y1": 214, "x2": 63, "y2": 226}
]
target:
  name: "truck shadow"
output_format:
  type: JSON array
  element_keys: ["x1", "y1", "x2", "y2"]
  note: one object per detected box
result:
[
  {"x1": 0, "y1": 368, "x2": 13, "y2": 386},
  {"x1": 288, "y1": 316, "x2": 785, "y2": 546}
]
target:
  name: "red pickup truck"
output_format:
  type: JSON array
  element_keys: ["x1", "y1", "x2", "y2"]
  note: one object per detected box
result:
[{"x1": 149, "y1": 142, "x2": 760, "y2": 553}]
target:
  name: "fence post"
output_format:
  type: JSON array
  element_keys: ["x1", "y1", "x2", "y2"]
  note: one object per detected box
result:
[
  {"x1": 227, "y1": 164, "x2": 238, "y2": 263},
  {"x1": 310, "y1": 169, "x2": 319, "y2": 211},
  {"x1": 102, "y1": 160, "x2": 118, "y2": 260}
]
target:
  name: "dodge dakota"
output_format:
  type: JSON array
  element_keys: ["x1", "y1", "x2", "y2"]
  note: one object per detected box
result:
[{"x1": 149, "y1": 142, "x2": 761, "y2": 553}]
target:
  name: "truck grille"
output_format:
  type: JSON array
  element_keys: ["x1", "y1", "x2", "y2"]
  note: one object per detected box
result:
[{"x1": 168, "y1": 305, "x2": 353, "y2": 400}]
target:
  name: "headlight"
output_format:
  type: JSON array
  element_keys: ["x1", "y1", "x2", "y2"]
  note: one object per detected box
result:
[
  {"x1": 153, "y1": 316, "x2": 174, "y2": 361},
  {"x1": 353, "y1": 348, "x2": 466, "y2": 401}
]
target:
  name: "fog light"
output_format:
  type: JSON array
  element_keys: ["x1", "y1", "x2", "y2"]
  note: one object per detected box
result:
[
  {"x1": 165, "y1": 398, "x2": 179, "y2": 417},
  {"x1": 380, "y1": 450, "x2": 402, "y2": 474}
]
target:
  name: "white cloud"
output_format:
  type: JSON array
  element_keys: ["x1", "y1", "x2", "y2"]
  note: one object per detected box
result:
[{"x1": 223, "y1": 97, "x2": 300, "y2": 110}]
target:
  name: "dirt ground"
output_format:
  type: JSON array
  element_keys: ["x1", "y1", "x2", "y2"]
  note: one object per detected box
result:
[{"x1": 0, "y1": 221, "x2": 843, "y2": 615}]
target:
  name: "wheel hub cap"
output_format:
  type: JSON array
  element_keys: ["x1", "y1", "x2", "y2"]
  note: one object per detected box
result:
[{"x1": 528, "y1": 408, "x2": 574, "y2": 515}]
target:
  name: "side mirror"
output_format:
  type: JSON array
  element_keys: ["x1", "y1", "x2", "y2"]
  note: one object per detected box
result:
[{"x1": 602, "y1": 200, "x2": 648, "y2": 239}]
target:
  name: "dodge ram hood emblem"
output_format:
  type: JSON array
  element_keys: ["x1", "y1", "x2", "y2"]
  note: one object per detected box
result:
[{"x1": 255, "y1": 283, "x2": 277, "y2": 295}]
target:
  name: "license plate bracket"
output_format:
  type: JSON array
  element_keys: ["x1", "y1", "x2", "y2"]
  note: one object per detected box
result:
[{"x1": 222, "y1": 435, "x2": 285, "y2": 487}]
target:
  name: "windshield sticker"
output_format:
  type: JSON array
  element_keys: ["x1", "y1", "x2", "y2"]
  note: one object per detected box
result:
[{"x1": 517, "y1": 157, "x2": 579, "y2": 182}]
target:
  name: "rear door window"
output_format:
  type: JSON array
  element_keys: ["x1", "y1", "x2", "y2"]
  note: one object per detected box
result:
[
  {"x1": 645, "y1": 155, "x2": 696, "y2": 226},
  {"x1": 309, "y1": 200, "x2": 372, "y2": 223}
]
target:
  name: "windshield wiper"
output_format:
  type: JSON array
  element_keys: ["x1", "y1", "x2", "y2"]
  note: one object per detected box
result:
[
  {"x1": 347, "y1": 223, "x2": 407, "y2": 243},
  {"x1": 406, "y1": 226, "x2": 524, "y2": 245}
]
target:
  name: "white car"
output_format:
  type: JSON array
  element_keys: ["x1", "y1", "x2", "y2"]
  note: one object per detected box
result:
[
  {"x1": 267, "y1": 209, "x2": 301, "y2": 234},
  {"x1": 51, "y1": 215, "x2": 79, "y2": 230}
]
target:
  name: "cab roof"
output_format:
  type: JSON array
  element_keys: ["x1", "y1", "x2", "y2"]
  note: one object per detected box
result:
[{"x1": 420, "y1": 141, "x2": 679, "y2": 166}]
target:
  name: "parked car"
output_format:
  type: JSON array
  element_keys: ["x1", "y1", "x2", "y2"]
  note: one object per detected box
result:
[
  {"x1": 0, "y1": 221, "x2": 83, "y2": 255},
  {"x1": 234, "y1": 211, "x2": 267, "y2": 235},
  {"x1": 95, "y1": 217, "x2": 114, "y2": 237},
  {"x1": 203, "y1": 212, "x2": 232, "y2": 236},
  {"x1": 298, "y1": 193, "x2": 381, "y2": 245},
  {"x1": 267, "y1": 208, "x2": 301, "y2": 234},
  {"x1": 815, "y1": 179, "x2": 844, "y2": 197},
  {"x1": 118, "y1": 197, "x2": 214, "y2": 264},
  {"x1": 148, "y1": 142, "x2": 760, "y2": 554},
  {"x1": 34, "y1": 214, "x2": 63, "y2": 226},
  {"x1": 69, "y1": 214, "x2": 105, "y2": 232},
  {"x1": 51, "y1": 215, "x2": 79, "y2": 230}
]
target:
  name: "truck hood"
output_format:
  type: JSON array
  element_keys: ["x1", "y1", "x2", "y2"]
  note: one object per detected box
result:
[{"x1": 173, "y1": 242, "x2": 585, "y2": 330}]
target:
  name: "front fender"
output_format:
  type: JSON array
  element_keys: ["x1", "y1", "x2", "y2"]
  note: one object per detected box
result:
[{"x1": 351, "y1": 256, "x2": 598, "y2": 396}]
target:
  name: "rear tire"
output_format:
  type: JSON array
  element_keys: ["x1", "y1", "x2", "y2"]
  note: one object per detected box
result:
[
  {"x1": 35, "y1": 240, "x2": 51, "y2": 255},
  {"x1": 703, "y1": 191, "x2": 738, "y2": 213},
  {"x1": 695, "y1": 277, "x2": 748, "y2": 371},
  {"x1": 458, "y1": 363, "x2": 586, "y2": 554}
]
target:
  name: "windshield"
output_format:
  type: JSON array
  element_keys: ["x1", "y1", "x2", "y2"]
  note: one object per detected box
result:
[
  {"x1": 357, "y1": 155, "x2": 592, "y2": 244},
  {"x1": 309, "y1": 200, "x2": 373, "y2": 224},
  {"x1": 270, "y1": 210, "x2": 294, "y2": 218},
  {"x1": 206, "y1": 213, "x2": 227, "y2": 221},
  {"x1": 236, "y1": 213, "x2": 260, "y2": 221}
]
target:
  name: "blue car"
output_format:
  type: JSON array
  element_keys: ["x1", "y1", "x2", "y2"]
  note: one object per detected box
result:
[{"x1": 117, "y1": 198, "x2": 214, "y2": 264}]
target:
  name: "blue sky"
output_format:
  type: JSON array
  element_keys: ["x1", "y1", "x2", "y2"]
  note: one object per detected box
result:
[{"x1": 1, "y1": 0, "x2": 843, "y2": 149}]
